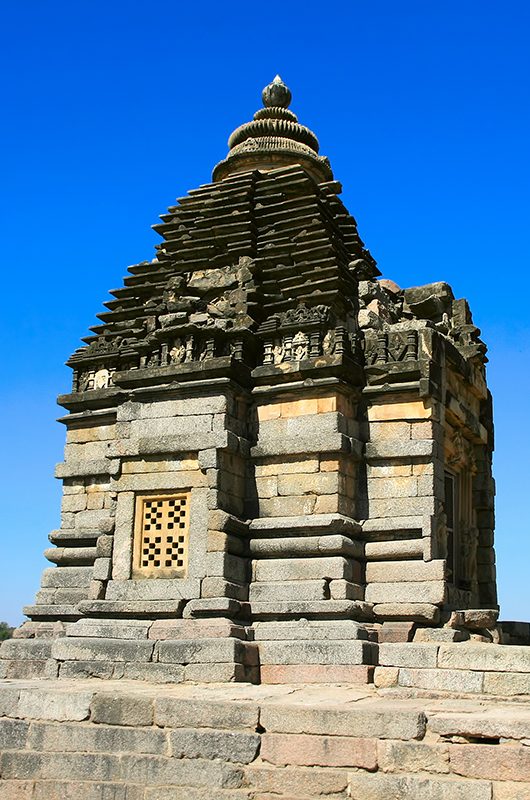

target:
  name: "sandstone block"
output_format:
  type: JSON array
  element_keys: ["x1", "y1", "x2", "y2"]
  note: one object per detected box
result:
[
  {"x1": 249, "y1": 534, "x2": 363, "y2": 559},
  {"x1": 201, "y1": 578, "x2": 248, "y2": 601},
  {"x1": 277, "y1": 472, "x2": 339, "y2": 496},
  {"x1": 28, "y1": 719, "x2": 166, "y2": 755},
  {"x1": 438, "y1": 643, "x2": 530, "y2": 673},
  {"x1": 92, "y1": 557, "x2": 112, "y2": 580},
  {"x1": 367, "y1": 399, "x2": 432, "y2": 421},
  {"x1": 0, "y1": 751, "x2": 121, "y2": 782},
  {"x1": 398, "y1": 667, "x2": 484, "y2": 693},
  {"x1": 369, "y1": 495, "x2": 436, "y2": 517},
  {"x1": 206, "y1": 553, "x2": 249, "y2": 583},
  {"x1": 365, "y1": 538, "x2": 424, "y2": 560},
  {"x1": 122, "y1": 663, "x2": 186, "y2": 683},
  {"x1": 348, "y1": 772, "x2": 492, "y2": 800},
  {"x1": 149, "y1": 618, "x2": 245, "y2": 640},
  {"x1": 119, "y1": 753, "x2": 244, "y2": 789},
  {"x1": 66, "y1": 619, "x2": 152, "y2": 639},
  {"x1": 0, "y1": 640, "x2": 52, "y2": 661},
  {"x1": 366, "y1": 559, "x2": 445, "y2": 583},
  {"x1": 261, "y1": 732, "x2": 377, "y2": 768},
  {"x1": 90, "y1": 692, "x2": 153, "y2": 726},
  {"x1": 367, "y1": 581, "x2": 445, "y2": 604},
  {"x1": 251, "y1": 599, "x2": 372, "y2": 620},
  {"x1": 249, "y1": 580, "x2": 328, "y2": 602},
  {"x1": 329, "y1": 579, "x2": 364, "y2": 600},
  {"x1": 105, "y1": 578, "x2": 201, "y2": 601},
  {"x1": 184, "y1": 662, "x2": 257, "y2": 683},
  {"x1": 492, "y1": 783, "x2": 530, "y2": 800},
  {"x1": 253, "y1": 619, "x2": 368, "y2": 641},
  {"x1": 378, "y1": 642, "x2": 439, "y2": 669},
  {"x1": 260, "y1": 704, "x2": 426, "y2": 740},
  {"x1": 483, "y1": 671, "x2": 530, "y2": 696},
  {"x1": 0, "y1": 718, "x2": 29, "y2": 749},
  {"x1": 368, "y1": 476, "x2": 418, "y2": 499},
  {"x1": 260, "y1": 664, "x2": 374, "y2": 684},
  {"x1": 254, "y1": 556, "x2": 358, "y2": 583},
  {"x1": 430, "y1": 710, "x2": 530, "y2": 741},
  {"x1": 52, "y1": 638, "x2": 154, "y2": 663},
  {"x1": 373, "y1": 602, "x2": 440, "y2": 623},
  {"x1": 41, "y1": 567, "x2": 93, "y2": 588},
  {"x1": 366, "y1": 440, "x2": 434, "y2": 461},
  {"x1": 259, "y1": 495, "x2": 317, "y2": 517},
  {"x1": 245, "y1": 764, "x2": 348, "y2": 797},
  {"x1": 169, "y1": 728, "x2": 260, "y2": 763},
  {"x1": 155, "y1": 638, "x2": 249, "y2": 664},
  {"x1": 450, "y1": 743, "x2": 530, "y2": 782},
  {"x1": 258, "y1": 639, "x2": 375, "y2": 666},
  {"x1": 0, "y1": 686, "x2": 20, "y2": 716},
  {"x1": 373, "y1": 666, "x2": 399, "y2": 687},
  {"x1": 155, "y1": 697, "x2": 259, "y2": 730},
  {"x1": 17, "y1": 688, "x2": 93, "y2": 722},
  {"x1": 378, "y1": 740, "x2": 449, "y2": 774}
]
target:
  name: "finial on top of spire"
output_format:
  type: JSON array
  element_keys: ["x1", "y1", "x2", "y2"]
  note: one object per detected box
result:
[{"x1": 262, "y1": 75, "x2": 292, "y2": 109}]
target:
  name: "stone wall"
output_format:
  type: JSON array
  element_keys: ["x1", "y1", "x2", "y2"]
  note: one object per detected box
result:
[{"x1": 1, "y1": 679, "x2": 529, "y2": 799}]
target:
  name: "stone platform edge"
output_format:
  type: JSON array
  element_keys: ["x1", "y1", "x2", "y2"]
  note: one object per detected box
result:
[{"x1": 1, "y1": 678, "x2": 530, "y2": 799}]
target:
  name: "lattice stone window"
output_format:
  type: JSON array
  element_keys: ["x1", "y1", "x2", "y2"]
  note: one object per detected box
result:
[{"x1": 133, "y1": 493, "x2": 190, "y2": 578}]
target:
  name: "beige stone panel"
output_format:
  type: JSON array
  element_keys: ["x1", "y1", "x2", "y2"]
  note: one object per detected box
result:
[
  {"x1": 255, "y1": 458, "x2": 319, "y2": 477},
  {"x1": 314, "y1": 495, "x2": 340, "y2": 514},
  {"x1": 413, "y1": 462, "x2": 435, "y2": 476},
  {"x1": 317, "y1": 396, "x2": 337, "y2": 414},
  {"x1": 257, "y1": 404, "x2": 282, "y2": 421},
  {"x1": 122, "y1": 457, "x2": 199, "y2": 474},
  {"x1": 320, "y1": 458, "x2": 339, "y2": 472},
  {"x1": 368, "y1": 476, "x2": 418, "y2": 499},
  {"x1": 368, "y1": 464, "x2": 412, "y2": 478},
  {"x1": 368, "y1": 400, "x2": 433, "y2": 421},
  {"x1": 66, "y1": 424, "x2": 117, "y2": 444},
  {"x1": 369, "y1": 421, "x2": 411, "y2": 440},
  {"x1": 374, "y1": 666, "x2": 399, "y2": 687},
  {"x1": 280, "y1": 398, "x2": 319, "y2": 418}
]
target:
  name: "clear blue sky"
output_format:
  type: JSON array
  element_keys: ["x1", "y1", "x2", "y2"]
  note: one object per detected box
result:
[{"x1": 1, "y1": 1, "x2": 529, "y2": 626}]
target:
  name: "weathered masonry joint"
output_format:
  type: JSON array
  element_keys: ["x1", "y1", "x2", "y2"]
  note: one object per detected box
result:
[{"x1": 2, "y1": 77, "x2": 525, "y2": 694}]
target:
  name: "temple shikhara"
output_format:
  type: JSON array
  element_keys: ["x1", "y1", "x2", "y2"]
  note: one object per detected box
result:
[{"x1": 2, "y1": 77, "x2": 529, "y2": 799}]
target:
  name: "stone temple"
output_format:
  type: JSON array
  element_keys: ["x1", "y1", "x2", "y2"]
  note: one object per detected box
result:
[{"x1": 2, "y1": 77, "x2": 530, "y2": 798}]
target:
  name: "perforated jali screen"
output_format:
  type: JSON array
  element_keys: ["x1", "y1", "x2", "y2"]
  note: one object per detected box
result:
[{"x1": 133, "y1": 493, "x2": 190, "y2": 577}]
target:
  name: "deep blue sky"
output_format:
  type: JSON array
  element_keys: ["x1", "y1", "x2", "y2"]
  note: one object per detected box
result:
[{"x1": 1, "y1": 2, "x2": 529, "y2": 625}]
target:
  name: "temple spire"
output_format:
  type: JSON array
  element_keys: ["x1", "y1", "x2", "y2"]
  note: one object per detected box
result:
[{"x1": 212, "y1": 76, "x2": 333, "y2": 183}]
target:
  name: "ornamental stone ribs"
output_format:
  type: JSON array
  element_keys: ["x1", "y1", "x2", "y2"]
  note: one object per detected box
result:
[{"x1": 2, "y1": 76, "x2": 528, "y2": 687}]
